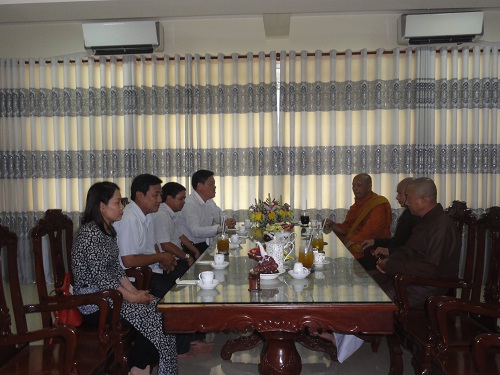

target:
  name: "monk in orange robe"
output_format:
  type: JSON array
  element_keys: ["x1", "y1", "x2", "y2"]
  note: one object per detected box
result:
[{"x1": 324, "y1": 173, "x2": 392, "y2": 259}]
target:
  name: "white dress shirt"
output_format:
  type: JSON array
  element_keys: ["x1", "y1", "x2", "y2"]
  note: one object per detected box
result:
[
  {"x1": 113, "y1": 200, "x2": 162, "y2": 274},
  {"x1": 176, "y1": 190, "x2": 222, "y2": 245},
  {"x1": 152, "y1": 202, "x2": 182, "y2": 249}
]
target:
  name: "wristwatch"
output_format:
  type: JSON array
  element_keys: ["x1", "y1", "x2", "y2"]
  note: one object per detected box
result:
[{"x1": 184, "y1": 253, "x2": 191, "y2": 260}]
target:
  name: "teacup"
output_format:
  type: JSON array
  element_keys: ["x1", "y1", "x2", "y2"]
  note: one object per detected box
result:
[
  {"x1": 244, "y1": 219, "x2": 251, "y2": 228},
  {"x1": 230, "y1": 233, "x2": 239, "y2": 243},
  {"x1": 213, "y1": 253, "x2": 225, "y2": 265},
  {"x1": 293, "y1": 262, "x2": 307, "y2": 275},
  {"x1": 199, "y1": 271, "x2": 214, "y2": 285},
  {"x1": 237, "y1": 224, "x2": 246, "y2": 233},
  {"x1": 313, "y1": 250, "x2": 325, "y2": 264}
]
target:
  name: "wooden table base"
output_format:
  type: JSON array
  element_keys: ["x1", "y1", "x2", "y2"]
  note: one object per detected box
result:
[{"x1": 220, "y1": 330, "x2": 338, "y2": 374}]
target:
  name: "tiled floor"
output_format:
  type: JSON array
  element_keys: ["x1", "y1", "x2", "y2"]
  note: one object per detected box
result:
[
  {"x1": 11, "y1": 283, "x2": 415, "y2": 374},
  {"x1": 174, "y1": 331, "x2": 415, "y2": 375}
]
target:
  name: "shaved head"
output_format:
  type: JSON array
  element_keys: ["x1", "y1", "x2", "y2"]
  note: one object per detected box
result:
[
  {"x1": 405, "y1": 177, "x2": 438, "y2": 216},
  {"x1": 397, "y1": 177, "x2": 414, "y2": 192},
  {"x1": 409, "y1": 178, "x2": 437, "y2": 202}
]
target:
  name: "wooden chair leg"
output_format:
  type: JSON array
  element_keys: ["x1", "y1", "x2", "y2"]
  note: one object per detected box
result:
[{"x1": 387, "y1": 334, "x2": 404, "y2": 375}]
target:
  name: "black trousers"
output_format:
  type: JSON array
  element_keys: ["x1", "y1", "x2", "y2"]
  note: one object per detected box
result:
[
  {"x1": 149, "y1": 262, "x2": 204, "y2": 355},
  {"x1": 82, "y1": 311, "x2": 158, "y2": 370}
]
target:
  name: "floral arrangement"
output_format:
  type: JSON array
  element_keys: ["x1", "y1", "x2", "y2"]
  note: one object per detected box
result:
[{"x1": 249, "y1": 194, "x2": 293, "y2": 226}]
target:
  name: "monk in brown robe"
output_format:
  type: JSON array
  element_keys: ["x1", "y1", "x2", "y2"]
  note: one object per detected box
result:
[{"x1": 324, "y1": 173, "x2": 392, "y2": 259}]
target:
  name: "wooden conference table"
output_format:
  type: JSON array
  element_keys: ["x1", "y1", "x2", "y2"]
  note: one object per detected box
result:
[{"x1": 158, "y1": 226, "x2": 396, "y2": 374}]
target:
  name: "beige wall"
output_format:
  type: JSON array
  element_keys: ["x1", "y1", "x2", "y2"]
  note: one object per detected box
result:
[{"x1": 0, "y1": 11, "x2": 500, "y2": 59}]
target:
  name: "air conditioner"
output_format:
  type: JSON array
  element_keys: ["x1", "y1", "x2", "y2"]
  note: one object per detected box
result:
[
  {"x1": 398, "y1": 11, "x2": 484, "y2": 45},
  {"x1": 82, "y1": 21, "x2": 164, "y2": 55}
]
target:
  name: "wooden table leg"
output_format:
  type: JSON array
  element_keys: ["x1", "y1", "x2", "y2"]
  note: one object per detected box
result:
[
  {"x1": 220, "y1": 332, "x2": 262, "y2": 360},
  {"x1": 296, "y1": 331, "x2": 337, "y2": 360},
  {"x1": 258, "y1": 331, "x2": 302, "y2": 375}
]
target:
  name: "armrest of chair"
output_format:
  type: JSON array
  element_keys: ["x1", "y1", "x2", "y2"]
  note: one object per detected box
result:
[
  {"x1": 473, "y1": 333, "x2": 500, "y2": 373},
  {"x1": 428, "y1": 297, "x2": 500, "y2": 350},
  {"x1": 125, "y1": 266, "x2": 152, "y2": 290},
  {"x1": 0, "y1": 325, "x2": 77, "y2": 373},
  {"x1": 31, "y1": 289, "x2": 123, "y2": 342},
  {"x1": 394, "y1": 273, "x2": 467, "y2": 319}
]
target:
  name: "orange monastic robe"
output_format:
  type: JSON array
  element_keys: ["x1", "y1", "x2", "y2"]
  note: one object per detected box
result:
[{"x1": 337, "y1": 191, "x2": 392, "y2": 258}]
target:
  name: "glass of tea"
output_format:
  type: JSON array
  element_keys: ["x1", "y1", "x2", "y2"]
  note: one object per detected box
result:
[
  {"x1": 217, "y1": 233, "x2": 229, "y2": 254},
  {"x1": 298, "y1": 242, "x2": 314, "y2": 269}
]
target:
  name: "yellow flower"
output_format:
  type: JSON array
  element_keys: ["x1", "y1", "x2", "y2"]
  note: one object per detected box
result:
[
  {"x1": 254, "y1": 212, "x2": 263, "y2": 222},
  {"x1": 268, "y1": 211, "x2": 277, "y2": 221}
]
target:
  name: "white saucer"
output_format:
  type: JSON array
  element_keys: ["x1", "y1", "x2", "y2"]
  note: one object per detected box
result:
[
  {"x1": 313, "y1": 260, "x2": 330, "y2": 267},
  {"x1": 260, "y1": 269, "x2": 286, "y2": 280},
  {"x1": 210, "y1": 261, "x2": 229, "y2": 270},
  {"x1": 288, "y1": 269, "x2": 310, "y2": 279},
  {"x1": 196, "y1": 279, "x2": 220, "y2": 290}
]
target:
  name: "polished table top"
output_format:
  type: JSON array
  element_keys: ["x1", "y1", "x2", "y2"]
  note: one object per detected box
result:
[{"x1": 159, "y1": 227, "x2": 392, "y2": 305}]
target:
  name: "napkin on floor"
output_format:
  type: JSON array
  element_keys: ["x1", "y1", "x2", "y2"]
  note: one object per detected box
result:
[{"x1": 333, "y1": 333, "x2": 364, "y2": 363}]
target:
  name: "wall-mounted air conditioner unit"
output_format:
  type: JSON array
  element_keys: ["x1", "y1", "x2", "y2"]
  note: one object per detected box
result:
[
  {"x1": 82, "y1": 21, "x2": 164, "y2": 55},
  {"x1": 398, "y1": 11, "x2": 484, "y2": 45}
]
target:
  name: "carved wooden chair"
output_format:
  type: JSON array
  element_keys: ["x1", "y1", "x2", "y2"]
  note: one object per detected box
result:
[
  {"x1": 425, "y1": 206, "x2": 500, "y2": 374},
  {"x1": 473, "y1": 333, "x2": 500, "y2": 374},
  {"x1": 388, "y1": 200, "x2": 482, "y2": 375},
  {"x1": 1, "y1": 223, "x2": 104, "y2": 374},
  {"x1": 31, "y1": 209, "x2": 129, "y2": 374}
]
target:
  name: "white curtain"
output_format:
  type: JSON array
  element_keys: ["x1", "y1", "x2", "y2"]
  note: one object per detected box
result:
[{"x1": 1, "y1": 46, "x2": 499, "y2": 282}]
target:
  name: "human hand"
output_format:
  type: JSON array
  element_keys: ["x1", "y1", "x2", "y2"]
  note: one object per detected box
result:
[
  {"x1": 361, "y1": 239, "x2": 375, "y2": 250},
  {"x1": 159, "y1": 253, "x2": 176, "y2": 272},
  {"x1": 372, "y1": 247, "x2": 389, "y2": 257},
  {"x1": 376, "y1": 258, "x2": 388, "y2": 274},
  {"x1": 225, "y1": 218, "x2": 236, "y2": 228},
  {"x1": 323, "y1": 219, "x2": 334, "y2": 233},
  {"x1": 187, "y1": 256, "x2": 194, "y2": 266},
  {"x1": 135, "y1": 290, "x2": 154, "y2": 304}
]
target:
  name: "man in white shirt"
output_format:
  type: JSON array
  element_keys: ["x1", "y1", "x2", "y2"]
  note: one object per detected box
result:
[
  {"x1": 152, "y1": 182, "x2": 201, "y2": 276},
  {"x1": 177, "y1": 169, "x2": 236, "y2": 253},
  {"x1": 152, "y1": 181, "x2": 211, "y2": 356},
  {"x1": 114, "y1": 173, "x2": 177, "y2": 298}
]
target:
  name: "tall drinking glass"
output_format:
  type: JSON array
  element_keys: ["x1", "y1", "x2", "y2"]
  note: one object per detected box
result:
[
  {"x1": 298, "y1": 242, "x2": 314, "y2": 269},
  {"x1": 311, "y1": 228, "x2": 324, "y2": 252},
  {"x1": 300, "y1": 210, "x2": 310, "y2": 226}
]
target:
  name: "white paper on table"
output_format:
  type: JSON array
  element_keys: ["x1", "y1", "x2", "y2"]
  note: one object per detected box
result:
[
  {"x1": 333, "y1": 333, "x2": 364, "y2": 363},
  {"x1": 175, "y1": 279, "x2": 198, "y2": 285}
]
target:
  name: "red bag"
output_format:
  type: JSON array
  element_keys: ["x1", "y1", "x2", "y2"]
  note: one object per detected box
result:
[{"x1": 53, "y1": 272, "x2": 83, "y2": 327}]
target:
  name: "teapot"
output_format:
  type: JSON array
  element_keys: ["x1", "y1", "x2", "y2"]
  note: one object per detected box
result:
[
  {"x1": 257, "y1": 239, "x2": 294, "y2": 271},
  {"x1": 267, "y1": 230, "x2": 297, "y2": 243}
]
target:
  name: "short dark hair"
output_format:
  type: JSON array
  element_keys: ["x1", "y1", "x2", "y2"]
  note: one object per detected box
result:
[
  {"x1": 161, "y1": 182, "x2": 186, "y2": 202},
  {"x1": 131, "y1": 174, "x2": 163, "y2": 201},
  {"x1": 82, "y1": 181, "x2": 120, "y2": 237},
  {"x1": 191, "y1": 169, "x2": 214, "y2": 190}
]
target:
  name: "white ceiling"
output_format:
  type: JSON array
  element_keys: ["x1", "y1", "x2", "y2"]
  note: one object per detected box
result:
[{"x1": 0, "y1": 0, "x2": 498, "y2": 25}]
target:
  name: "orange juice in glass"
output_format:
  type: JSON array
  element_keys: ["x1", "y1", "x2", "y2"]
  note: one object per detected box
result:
[
  {"x1": 217, "y1": 234, "x2": 229, "y2": 253},
  {"x1": 299, "y1": 243, "x2": 314, "y2": 269}
]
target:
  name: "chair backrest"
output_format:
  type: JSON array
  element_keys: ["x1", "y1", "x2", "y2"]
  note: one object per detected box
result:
[
  {"x1": 445, "y1": 200, "x2": 481, "y2": 302},
  {"x1": 31, "y1": 209, "x2": 74, "y2": 329},
  {"x1": 481, "y1": 206, "x2": 500, "y2": 304},
  {"x1": 0, "y1": 225, "x2": 28, "y2": 365}
]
